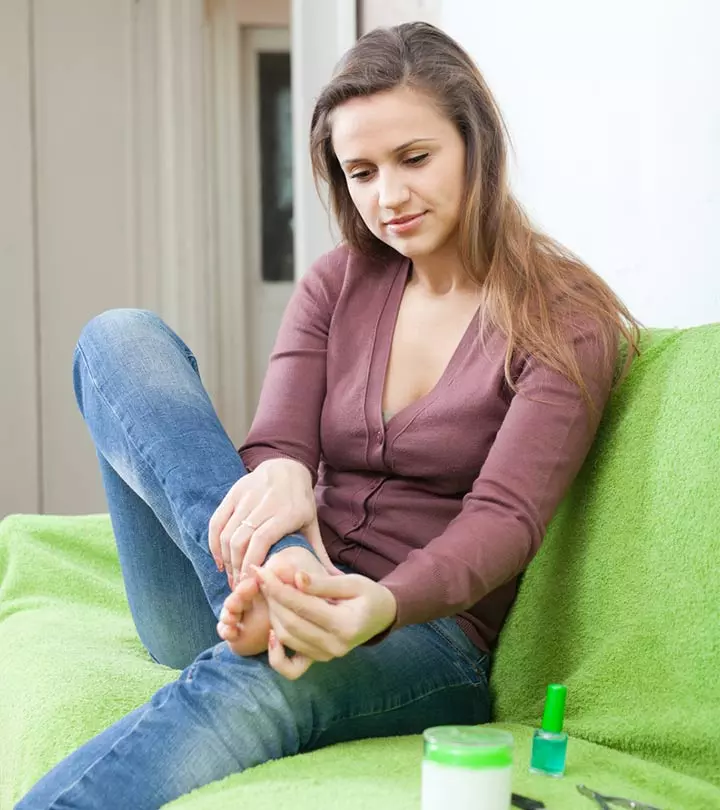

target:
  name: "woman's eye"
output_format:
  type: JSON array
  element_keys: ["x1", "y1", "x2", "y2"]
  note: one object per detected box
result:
[{"x1": 348, "y1": 155, "x2": 427, "y2": 181}]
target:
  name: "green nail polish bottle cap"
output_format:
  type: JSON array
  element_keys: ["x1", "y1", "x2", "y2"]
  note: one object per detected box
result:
[{"x1": 541, "y1": 684, "x2": 567, "y2": 733}]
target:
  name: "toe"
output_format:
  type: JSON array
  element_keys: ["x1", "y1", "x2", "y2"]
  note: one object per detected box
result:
[
  {"x1": 235, "y1": 576, "x2": 260, "y2": 599},
  {"x1": 271, "y1": 562, "x2": 298, "y2": 585},
  {"x1": 219, "y1": 607, "x2": 237, "y2": 625},
  {"x1": 217, "y1": 621, "x2": 241, "y2": 641},
  {"x1": 224, "y1": 577, "x2": 258, "y2": 609}
]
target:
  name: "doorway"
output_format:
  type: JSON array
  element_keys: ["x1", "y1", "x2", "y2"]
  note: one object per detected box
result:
[{"x1": 239, "y1": 26, "x2": 294, "y2": 410}]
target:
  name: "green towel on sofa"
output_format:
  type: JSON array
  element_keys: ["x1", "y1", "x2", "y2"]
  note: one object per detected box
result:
[
  {"x1": 491, "y1": 328, "x2": 720, "y2": 784},
  {"x1": 2, "y1": 326, "x2": 720, "y2": 810}
]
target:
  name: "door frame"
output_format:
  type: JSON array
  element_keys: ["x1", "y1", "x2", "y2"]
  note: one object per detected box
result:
[
  {"x1": 132, "y1": 0, "x2": 356, "y2": 446},
  {"x1": 240, "y1": 26, "x2": 295, "y2": 407},
  {"x1": 207, "y1": 0, "x2": 356, "y2": 442}
]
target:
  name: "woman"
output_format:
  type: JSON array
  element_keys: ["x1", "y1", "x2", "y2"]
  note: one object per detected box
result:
[{"x1": 18, "y1": 21, "x2": 639, "y2": 810}]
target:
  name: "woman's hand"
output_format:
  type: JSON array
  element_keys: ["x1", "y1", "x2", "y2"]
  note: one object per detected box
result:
[
  {"x1": 253, "y1": 567, "x2": 398, "y2": 680},
  {"x1": 208, "y1": 458, "x2": 336, "y2": 587}
]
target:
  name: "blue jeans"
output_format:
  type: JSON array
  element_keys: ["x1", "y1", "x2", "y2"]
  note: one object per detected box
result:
[{"x1": 17, "y1": 309, "x2": 490, "y2": 810}]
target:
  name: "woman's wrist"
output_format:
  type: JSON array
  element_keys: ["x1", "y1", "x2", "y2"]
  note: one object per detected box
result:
[
  {"x1": 372, "y1": 584, "x2": 398, "y2": 638},
  {"x1": 381, "y1": 585, "x2": 398, "y2": 626},
  {"x1": 255, "y1": 457, "x2": 313, "y2": 488}
]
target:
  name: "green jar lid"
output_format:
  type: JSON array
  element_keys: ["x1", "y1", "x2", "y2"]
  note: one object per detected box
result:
[{"x1": 423, "y1": 726, "x2": 513, "y2": 770}]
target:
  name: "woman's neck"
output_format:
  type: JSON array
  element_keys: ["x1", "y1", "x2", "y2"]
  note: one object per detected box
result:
[{"x1": 409, "y1": 246, "x2": 478, "y2": 297}]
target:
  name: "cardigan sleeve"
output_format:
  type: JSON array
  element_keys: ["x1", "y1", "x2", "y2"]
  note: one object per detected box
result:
[
  {"x1": 238, "y1": 250, "x2": 344, "y2": 484},
  {"x1": 378, "y1": 320, "x2": 618, "y2": 630}
]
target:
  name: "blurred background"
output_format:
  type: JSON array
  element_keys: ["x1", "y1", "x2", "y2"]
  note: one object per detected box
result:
[{"x1": 1, "y1": 0, "x2": 718, "y2": 519}]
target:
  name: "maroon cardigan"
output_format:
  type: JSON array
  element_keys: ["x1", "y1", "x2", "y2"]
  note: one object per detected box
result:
[{"x1": 240, "y1": 245, "x2": 615, "y2": 651}]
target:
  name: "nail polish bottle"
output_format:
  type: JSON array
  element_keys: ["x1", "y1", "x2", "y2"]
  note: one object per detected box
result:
[{"x1": 529, "y1": 683, "x2": 568, "y2": 777}]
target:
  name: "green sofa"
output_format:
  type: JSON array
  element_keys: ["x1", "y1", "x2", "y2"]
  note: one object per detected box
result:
[{"x1": 2, "y1": 327, "x2": 719, "y2": 810}]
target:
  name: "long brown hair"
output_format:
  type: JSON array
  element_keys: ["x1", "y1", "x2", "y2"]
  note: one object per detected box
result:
[{"x1": 310, "y1": 22, "x2": 641, "y2": 406}]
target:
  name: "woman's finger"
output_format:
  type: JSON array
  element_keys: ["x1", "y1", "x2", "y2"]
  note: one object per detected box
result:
[
  {"x1": 253, "y1": 566, "x2": 339, "y2": 629},
  {"x1": 240, "y1": 515, "x2": 288, "y2": 573},
  {"x1": 228, "y1": 525, "x2": 256, "y2": 584},
  {"x1": 264, "y1": 595, "x2": 344, "y2": 660},
  {"x1": 302, "y1": 517, "x2": 343, "y2": 575},
  {"x1": 219, "y1": 495, "x2": 257, "y2": 570},
  {"x1": 208, "y1": 482, "x2": 244, "y2": 569},
  {"x1": 293, "y1": 570, "x2": 363, "y2": 600},
  {"x1": 267, "y1": 630, "x2": 313, "y2": 680},
  {"x1": 230, "y1": 500, "x2": 300, "y2": 576},
  {"x1": 267, "y1": 611, "x2": 334, "y2": 662},
  {"x1": 228, "y1": 516, "x2": 289, "y2": 578}
]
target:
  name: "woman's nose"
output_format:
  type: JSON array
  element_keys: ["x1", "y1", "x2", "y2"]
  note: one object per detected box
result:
[{"x1": 377, "y1": 171, "x2": 411, "y2": 210}]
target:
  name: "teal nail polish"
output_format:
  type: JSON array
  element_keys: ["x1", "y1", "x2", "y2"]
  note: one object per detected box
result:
[{"x1": 529, "y1": 684, "x2": 568, "y2": 778}]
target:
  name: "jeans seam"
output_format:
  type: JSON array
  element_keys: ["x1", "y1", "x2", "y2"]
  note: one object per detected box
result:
[
  {"x1": 309, "y1": 679, "x2": 488, "y2": 748},
  {"x1": 307, "y1": 622, "x2": 490, "y2": 744},
  {"x1": 45, "y1": 689, "x2": 174, "y2": 808},
  {"x1": 427, "y1": 620, "x2": 490, "y2": 686}
]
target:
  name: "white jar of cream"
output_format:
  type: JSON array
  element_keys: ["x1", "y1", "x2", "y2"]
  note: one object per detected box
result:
[{"x1": 422, "y1": 726, "x2": 514, "y2": 810}]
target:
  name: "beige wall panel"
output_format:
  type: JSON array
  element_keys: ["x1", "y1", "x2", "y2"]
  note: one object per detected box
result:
[
  {"x1": 0, "y1": 0, "x2": 40, "y2": 517},
  {"x1": 236, "y1": 0, "x2": 289, "y2": 25},
  {"x1": 34, "y1": 0, "x2": 136, "y2": 515}
]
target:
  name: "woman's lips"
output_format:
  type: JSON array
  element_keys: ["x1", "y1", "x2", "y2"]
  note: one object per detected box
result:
[{"x1": 384, "y1": 212, "x2": 426, "y2": 234}]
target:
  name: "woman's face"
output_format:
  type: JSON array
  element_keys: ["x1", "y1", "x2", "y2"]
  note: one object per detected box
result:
[{"x1": 331, "y1": 86, "x2": 466, "y2": 264}]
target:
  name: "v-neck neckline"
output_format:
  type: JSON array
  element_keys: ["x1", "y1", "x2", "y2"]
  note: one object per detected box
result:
[{"x1": 369, "y1": 257, "x2": 480, "y2": 438}]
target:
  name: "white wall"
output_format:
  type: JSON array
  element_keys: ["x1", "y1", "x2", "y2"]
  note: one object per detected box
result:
[
  {"x1": 442, "y1": 0, "x2": 720, "y2": 328},
  {"x1": 291, "y1": 0, "x2": 356, "y2": 275},
  {"x1": 360, "y1": 0, "x2": 441, "y2": 33}
]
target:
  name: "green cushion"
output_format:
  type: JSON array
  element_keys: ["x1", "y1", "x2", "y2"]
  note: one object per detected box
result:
[
  {"x1": 2, "y1": 326, "x2": 719, "y2": 810},
  {"x1": 491, "y1": 326, "x2": 720, "y2": 787}
]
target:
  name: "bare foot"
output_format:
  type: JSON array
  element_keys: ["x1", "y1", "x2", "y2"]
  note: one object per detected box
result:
[{"x1": 217, "y1": 546, "x2": 327, "y2": 657}]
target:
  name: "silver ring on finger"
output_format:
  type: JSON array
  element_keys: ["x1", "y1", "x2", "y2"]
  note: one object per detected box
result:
[{"x1": 240, "y1": 518, "x2": 258, "y2": 532}]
